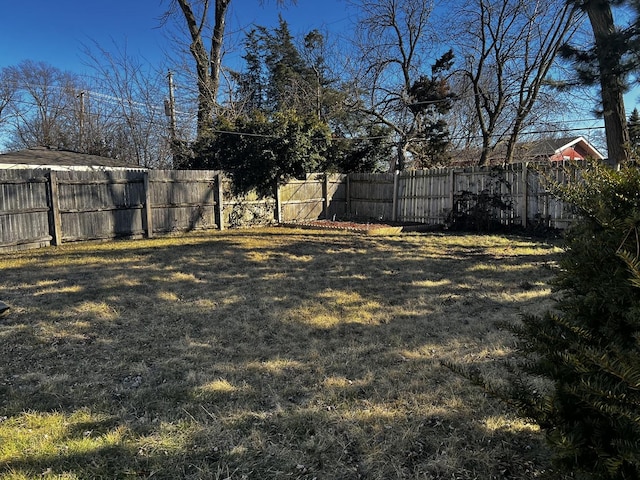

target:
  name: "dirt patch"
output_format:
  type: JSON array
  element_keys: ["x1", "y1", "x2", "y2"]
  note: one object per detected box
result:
[{"x1": 281, "y1": 219, "x2": 434, "y2": 235}]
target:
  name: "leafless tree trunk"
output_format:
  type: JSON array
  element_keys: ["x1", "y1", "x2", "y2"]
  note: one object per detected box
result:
[
  {"x1": 166, "y1": 0, "x2": 294, "y2": 142},
  {"x1": 173, "y1": 0, "x2": 229, "y2": 138},
  {"x1": 452, "y1": 0, "x2": 579, "y2": 166},
  {"x1": 348, "y1": 0, "x2": 438, "y2": 170},
  {"x1": 584, "y1": 0, "x2": 631, "y2": 165}
]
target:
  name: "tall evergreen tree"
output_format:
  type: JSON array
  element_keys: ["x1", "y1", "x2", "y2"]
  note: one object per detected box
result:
[
  {"x1": 407, "y1": 50, "x2": 457, "y2": 168},
  {"x1": 629, "y1": 107, "x2": 640, "y2": 156},
  {"x1": 260, "y1": 16, "x2": 317, "y2": 115},
  {"x1": 561, "y1": 0, "x2": 640, "y2": 164},
  {"x1": 229, "y1": 19, "x2": 388, "y2": 175},
  {"x1": 235, "y1": 29, "x2": 265, "y2": 113}
]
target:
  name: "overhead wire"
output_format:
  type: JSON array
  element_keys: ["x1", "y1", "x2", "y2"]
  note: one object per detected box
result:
[
  {"x1": 2, "y1": 96, "x2": 607, "y2": 143},
  {"x1": 2, "y1": 77, "x2": 609, "y2": 144}
]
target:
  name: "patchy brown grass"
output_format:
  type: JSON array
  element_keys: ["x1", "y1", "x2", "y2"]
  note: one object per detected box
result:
[{"x1": 0, "y1": 228, "x2": 566, "y2": 479}]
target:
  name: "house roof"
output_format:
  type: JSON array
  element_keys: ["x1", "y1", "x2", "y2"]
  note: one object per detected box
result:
[
  {"x1": 450, "y1": 136, "x2": 605, "y2": 166},
  {"x1": 516, "y1": 136, "x2": 605, "y2": 161},
  {"x1": 0, "y1": 146, "x2": 146, "y2": 171}
]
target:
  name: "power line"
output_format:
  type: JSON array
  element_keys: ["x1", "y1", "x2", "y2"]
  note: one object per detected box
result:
[
  {"x1": 3, "y1": 77, "x2": 612, "y2": 145},
  {"x1": 4, "y1": 95, "x2": 607, "y2": 142}
]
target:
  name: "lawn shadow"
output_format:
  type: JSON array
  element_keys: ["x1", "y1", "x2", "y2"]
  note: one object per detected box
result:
[{"x1": 0, "y1": 229, "x2": 566, "y2": 479}]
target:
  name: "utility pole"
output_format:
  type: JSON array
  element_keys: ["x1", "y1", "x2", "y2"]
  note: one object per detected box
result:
[
  {"x1": 165, "y1": 70, "x2": 177, "y2": 143},
  {"x1": 78, "y1": 90, "x2": 86, "y2": 151},
  {"x1": 165, "y1": 70, "x2": 179, "y2": 168}
]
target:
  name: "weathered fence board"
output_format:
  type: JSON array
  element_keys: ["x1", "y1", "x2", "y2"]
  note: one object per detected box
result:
[
  {"x1": 0, "y1": 163, "x2": 590, "y2": 252},
  {"x1": 149, "y1": 170, "x2": 219, "y2": 233},
  {"x1": 398, "y1": 169, "x2": 451, "y2": 224},
  {"x1": 325, "y1": 174, "x2": 348, "y2": 220},
  {"x1": 449, "y1": 165, "x2": 522, "y2": 226},
  {"x1": 53, "y1": 170, "x2": 147, "y2": 242},
  {"x1": 349, "y1": 173, "x2": 395, "y2": 220},
  {"x1": 525, "y1": 163, "x2": 582, "y2": 229},
  {"x1": 280, "y1": 175, "x2": 325, "y2": 222},
  {"x1": 0, "y1": 170, "x2": 52, "y2": 249},
  {"x1": 278, "y1": 174, "x2": 347, "y2": 222}
]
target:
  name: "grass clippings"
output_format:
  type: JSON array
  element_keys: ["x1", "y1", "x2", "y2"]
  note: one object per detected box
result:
[{"x1": 0, "y1": 228, "x2": 566, "y2": 479}]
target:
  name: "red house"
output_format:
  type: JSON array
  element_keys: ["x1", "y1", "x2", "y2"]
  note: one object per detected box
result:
[
  {"x1": 449, "y1": 136, "x2": 606, "y2": 167},
  {"x1": 518, "y1": 136, "x2": 605, "y2": 162}
]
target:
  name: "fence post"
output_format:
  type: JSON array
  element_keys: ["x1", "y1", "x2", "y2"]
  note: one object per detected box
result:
[
  {"x1": 47, "y1": 170, "x2": 63, "y2": 246},
  {"x1": 346, "y1": 175, "x2": 351, "y2": 217},
  {"x1": 448, "y1": 168, "x2": 455, "y2": 216},
  {"x1": 216, "y1": 173, "x2": 225, "y2": 230},
  {"x1": 275, "y1": 181, "x2": 283, "y2": 223},
  {"x1": 521, "y1": 163, "x2": 529, "y2": 229},
  {"x1": 392, "y1": 170, "x2": 399, "y2": 222},
  {"x1": 143, "y1": 172, "x2": 154, "y2": 238},
  {"x1": 323, "y1": 174, "x2": 330, "y2": 219}
]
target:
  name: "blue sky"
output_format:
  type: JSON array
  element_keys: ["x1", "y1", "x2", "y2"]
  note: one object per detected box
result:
[
  {"x1": 1, "y1": 0, "x2": 637, "y2": 109},
  {"x1": 0, "y1": 0, "x2": 637, "y2": 153},
  {"x1": 0, "y1": 0, "x2": 353, "y2": 74}
]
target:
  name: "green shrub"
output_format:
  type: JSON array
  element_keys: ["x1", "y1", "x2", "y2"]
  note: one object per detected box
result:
[{"x1": 456, "y1": 164, "x2": 640, "y2": 479}]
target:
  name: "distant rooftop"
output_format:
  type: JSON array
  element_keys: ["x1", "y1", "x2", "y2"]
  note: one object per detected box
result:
[
  {"x1": 0, "y1": 146, "x2": 146, "y2": 171},
  {"x1": 450, "y1": 136, "x2": 605, "y2": 167}
]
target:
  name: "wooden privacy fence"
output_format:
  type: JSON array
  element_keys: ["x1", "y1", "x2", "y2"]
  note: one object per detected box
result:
[
  {"x1": 0, "y1": 169, "x2": 226, "y2": 251},
  {"x1": 350, "y1": 163, "x2": 579, "y2": 230},
  {"x1": 1, "y1": 163, "x2": 578, "y2": 252}
]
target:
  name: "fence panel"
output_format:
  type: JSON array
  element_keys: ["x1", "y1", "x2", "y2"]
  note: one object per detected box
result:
[
  {"x1": 0, "y1": 169, "x2": 51, "y2": 250},
  {"x1": 526, "y1": 163, "x2": 582, "y2": 229},
  {"x1": 54, "y1": 170, "x2": 147, "y2": 241},
  {"x1": 349, "y1": 173, "x2": 395, "y2": 220},
  {"x1": 451, "y1": 165, "x2": 524, "y2": 226},
  {"x1": 326, "y1": 174, "x2": 347, "y2": 220},
  {"x1": 149, "y1": 170, "x2": 219, "y2": 233},
  {"x1": 397, "y1": 169, "x2": 451, "y2": 224},
  {"x1": 278, "y1": 174, "x2": 348, "y2": 222},
  {"x1": 280, "y1": 174, "x2": 325, "y2": 222}
]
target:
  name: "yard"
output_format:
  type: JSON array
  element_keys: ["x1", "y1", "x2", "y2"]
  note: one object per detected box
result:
[{"x1": 0, "y1": 228, "x2": 568, "y2": 479}]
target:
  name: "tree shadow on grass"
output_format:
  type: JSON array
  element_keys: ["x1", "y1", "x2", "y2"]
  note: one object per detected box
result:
[
  {"x1": 0, "y1": 230, "x2": 565, "y2": 479},
  {"x1": 0, "y1": 388, "x2": 563, "y2": 479}
]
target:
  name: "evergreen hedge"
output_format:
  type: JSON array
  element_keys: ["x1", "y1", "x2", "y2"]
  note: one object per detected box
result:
[{"x1": 454, "y1": 164, "x2": 640, "y2": 479}]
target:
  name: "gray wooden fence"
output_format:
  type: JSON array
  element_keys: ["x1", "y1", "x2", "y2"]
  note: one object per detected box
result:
[
  {"x1": 0, "y1": 164, "x2": 578, "y2": 252},
  {"x1": 0, "y1": 170, "x2": 51, "y2": 250},
  {"x1": 0, "y1": 169, "x2": 225, "y2": 251}
]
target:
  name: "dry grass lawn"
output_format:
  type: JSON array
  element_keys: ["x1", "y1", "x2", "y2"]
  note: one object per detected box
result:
[{"x1": 0, "y1": 227, "x2": 568, "y2": 479}]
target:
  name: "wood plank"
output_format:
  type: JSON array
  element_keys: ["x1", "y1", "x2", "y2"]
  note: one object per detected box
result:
[{"x1": 48, "y1": 171, "x2": 63, "y2": 246}]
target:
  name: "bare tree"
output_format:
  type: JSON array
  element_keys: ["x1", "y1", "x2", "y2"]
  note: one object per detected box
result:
[
  {"x1": 2, "y1": 61, "x2": 81, "y2": 150},
  {"x1": 349, "y1": 0, "x2": 455, "y2": 170},
  {"x1": 82, "y1": 41, "x2": 174, "y2": 167},
  {"x1": 0, "y1": 68, "x2": 18, "y2": 150},
  {"x1": 451, "y1": 0, "x2": 579, "y2": 166},
  {"x1": 162, "y1": 0, "x2": 295, "y2": 142},
  {"x1": 0, "y1": 68, "x2": 15, "y2": 126}
]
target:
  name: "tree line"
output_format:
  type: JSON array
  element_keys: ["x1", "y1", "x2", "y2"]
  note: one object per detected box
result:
[{"x1": 0, "y1": 0, "x2": 639, "y2": 188}]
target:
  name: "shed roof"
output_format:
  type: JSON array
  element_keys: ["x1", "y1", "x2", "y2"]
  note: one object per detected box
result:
[{"x1": 0, "y1": 146, "x2": 146, "y2": 171}]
